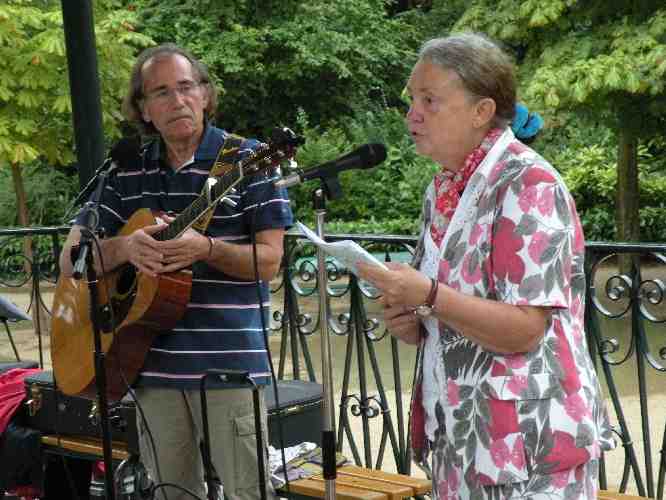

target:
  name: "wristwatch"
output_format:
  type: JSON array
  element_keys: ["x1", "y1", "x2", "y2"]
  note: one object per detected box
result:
[{"x1": 414, "y1": 278, "x2": 439, "y2": 318}]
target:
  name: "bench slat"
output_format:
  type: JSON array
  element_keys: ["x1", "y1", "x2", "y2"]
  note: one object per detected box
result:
[
  {"x1": 338, "y1": 465, "x2": 431, "y2": 495},
  {"x1": 283, "y1": 478, "x2": 387, "y2": 500},
  {"x1": 598, "y1": 493, "x2": 649, "y2": 500},
  {"x1": 310, "y1": 473, "x2": 412, "y2": 500},
  {"x1": 41, "y1": 435, "x2": 130, "y2": 461}
]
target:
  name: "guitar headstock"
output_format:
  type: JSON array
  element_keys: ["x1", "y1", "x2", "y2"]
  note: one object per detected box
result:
[
  {"x1": 270, "y1": 126, "x2": 305, "y2": 152},
  {"x1": 242, "y1": 127, "x2": 304, "y2": 176}
]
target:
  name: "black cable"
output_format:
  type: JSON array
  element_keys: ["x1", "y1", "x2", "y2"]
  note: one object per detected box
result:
[
  {"x1": 248, "y1": 183, "x2": 291, "y2": 495},
  {"x1": 94, "y1": 232, "x2": 168, "y2": 500},
  {"x1": 50, "y1": 388, "x2": 84, "y2": 500},
  {"x1": 150, "y1": 482, "x2": 205, "y2": 500}
]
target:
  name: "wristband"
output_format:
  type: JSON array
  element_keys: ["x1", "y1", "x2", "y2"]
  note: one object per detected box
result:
[{"x1": 206, "y1": 236, "x2": 215, "y2": 259}]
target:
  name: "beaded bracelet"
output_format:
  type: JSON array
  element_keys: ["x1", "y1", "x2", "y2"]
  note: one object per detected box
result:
[{"x1": 206, "y1": 236, "x2": 215, "y2": 259}]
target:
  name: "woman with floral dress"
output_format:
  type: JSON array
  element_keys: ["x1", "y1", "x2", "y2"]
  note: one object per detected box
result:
[{"x1": 358, "y1": 33, "x2": 614, "y2": 499}]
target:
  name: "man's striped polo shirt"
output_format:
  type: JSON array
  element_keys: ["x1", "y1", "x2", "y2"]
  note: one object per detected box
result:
[{"x1": 78, "y1": 125, "x2": 293, "y2": 389}]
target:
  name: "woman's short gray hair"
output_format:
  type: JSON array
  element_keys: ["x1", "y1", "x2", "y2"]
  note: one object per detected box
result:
[{"x1": 418, "y1": 33, "x2": 516, "y2": 127}]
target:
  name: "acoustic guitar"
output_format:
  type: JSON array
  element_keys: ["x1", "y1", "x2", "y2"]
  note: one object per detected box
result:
[{"x1": 51, "y1": 132, "x2": 299, "y2": 401}]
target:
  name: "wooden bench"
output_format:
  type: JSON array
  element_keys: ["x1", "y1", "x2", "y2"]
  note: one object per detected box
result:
[
  {"x1": 278, "y1": 464, "x2": 431, "y2": 500},
  {"x1": 598, "y1": 494, "x2": 649, "y2": 500},
  {"x1": 41, "y1": 434, "x2": 131, "y2": 462}
]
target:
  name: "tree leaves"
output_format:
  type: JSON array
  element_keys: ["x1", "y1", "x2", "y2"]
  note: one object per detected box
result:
[
  {"x1": 449, "y1": 1, "x2": 666, "y2": 140},
  {"x1": 0, "y1": 0, "x2": 152, "y2": 168},
  {"x1": 134, "y1": 0, "x2": 418, "y2": 134}
]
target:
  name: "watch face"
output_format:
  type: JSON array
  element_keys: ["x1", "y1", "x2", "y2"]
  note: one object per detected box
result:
[{"x1": 415, "y1": 304, "x2": 432, "y2": 317}]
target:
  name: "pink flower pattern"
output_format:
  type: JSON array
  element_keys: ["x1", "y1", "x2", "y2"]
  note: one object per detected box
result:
[
  {"x1": 528, "y1": 231, "x2": 550, "y2": 264},
  {"x1": 410, "y1": 130, "x2": 615, "y2": 499},
  {"x1": 446, "y1": 380, "x2": 460, "y2": 406}
]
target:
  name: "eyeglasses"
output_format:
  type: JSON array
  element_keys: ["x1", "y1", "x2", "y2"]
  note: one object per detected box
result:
[{"x1": 144, "y1": 81, "x2": 202, "y2": 103}]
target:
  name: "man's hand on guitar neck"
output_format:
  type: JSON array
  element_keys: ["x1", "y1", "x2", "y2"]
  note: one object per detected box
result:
[
  {"x1": 152, "y1": 215, "x2": 210, "y2": 275},
  {"x1": 60, "y1": 221, "x2": 209, "y2": 279},
  {"x1": 124, "y1": 222, "x2": 171, "y2": 277}
]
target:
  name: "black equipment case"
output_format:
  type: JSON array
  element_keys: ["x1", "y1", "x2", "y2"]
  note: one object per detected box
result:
[
  {"x1": 265, "y1": 379, "x2": 323, "y2": 448},
  {"x1": 23, "y1": 370, "x2": 139, "y2": 454},
  {"x1": 23, "y1": 371, "x2": 323, "y2": 455}
]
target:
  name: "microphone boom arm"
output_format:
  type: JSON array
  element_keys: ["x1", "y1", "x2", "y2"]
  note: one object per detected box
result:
[{"x1": 275, "y1": 143, "x2": 387, "y2": 201}]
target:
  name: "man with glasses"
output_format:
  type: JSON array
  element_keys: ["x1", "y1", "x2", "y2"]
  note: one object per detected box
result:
[{"x1": 59, "y1": 43, "x2": 292, "y2": 500}]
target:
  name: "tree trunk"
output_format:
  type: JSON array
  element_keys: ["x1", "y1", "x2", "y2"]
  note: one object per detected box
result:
[
  {"x1": 11, "y1": 162, "x2": 50, "y2": 336},
  {"x1": 616, "y1": 127, "x2": 640, "y2": 241},
  {"x1": 615, "y1": 126, "x2": 640, "y2": 273}
]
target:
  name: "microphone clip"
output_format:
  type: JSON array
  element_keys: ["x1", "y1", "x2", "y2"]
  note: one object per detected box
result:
[
  {"x1": 66, "y1": 157, "x2": 119, "y2": 220},
  {"x1": 320, "y1": 175, "x2": 343, "y2": 201}
]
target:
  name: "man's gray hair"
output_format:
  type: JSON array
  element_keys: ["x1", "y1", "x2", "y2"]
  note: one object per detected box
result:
[
  {"x1": 419, "y1": 33, "x2": 516, "y2": 127},
  {"x1": 121, "y1": 43, "x2": 218, "y2": 136}
]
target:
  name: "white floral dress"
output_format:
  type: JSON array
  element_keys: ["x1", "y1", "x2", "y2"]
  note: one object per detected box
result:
[{"x1": 409, "y1": 129, "x2": 615, "y2": 499}]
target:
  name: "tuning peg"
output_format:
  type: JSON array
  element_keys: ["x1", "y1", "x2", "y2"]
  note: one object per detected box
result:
[{"x1": 270, "y1": 127, "x2": 305, "y2": 147}]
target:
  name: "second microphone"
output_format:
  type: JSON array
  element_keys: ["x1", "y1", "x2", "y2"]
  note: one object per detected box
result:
[{"x1": 275, "y1": 143, "x2": 387, "y2": 189}]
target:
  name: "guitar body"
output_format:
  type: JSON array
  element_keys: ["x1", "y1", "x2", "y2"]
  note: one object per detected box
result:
[{"x1": 51, "y1": 208, "x2": 192, "y2": 401}]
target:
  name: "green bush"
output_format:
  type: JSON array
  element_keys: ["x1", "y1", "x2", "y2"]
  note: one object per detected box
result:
[
  {"x1": 0, "y1": 162, "x2": 78, "y2": 228},
  {"x1": 558, "y1": 141, "x2": 666, "y2": 243},
  {"x1": 288, "y1": 106, "x2": 437, "y2": 235},
  {"x1": 134, "y1": 0, "x2": 419, "y2": 135}
]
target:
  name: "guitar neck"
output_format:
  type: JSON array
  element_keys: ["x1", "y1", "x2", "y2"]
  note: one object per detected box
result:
[{"x1": 154, "y1": 166, "x2": 243, "y2": 242}]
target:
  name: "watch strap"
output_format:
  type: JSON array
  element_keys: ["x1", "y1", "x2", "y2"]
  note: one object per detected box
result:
[{"x1": 425, "y1": 278, "x2": 439, "y2": 308}]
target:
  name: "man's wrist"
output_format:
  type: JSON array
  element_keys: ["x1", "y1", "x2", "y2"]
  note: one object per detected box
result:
[{"x1": 205, "y1": 236, "x2": 216, "y2": 261}]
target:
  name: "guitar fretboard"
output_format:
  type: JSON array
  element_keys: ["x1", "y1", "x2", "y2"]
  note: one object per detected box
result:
[
  {"x1": 152, "y1": 145, "x2": 276, "y2": 242},
  {"x1": 153, "y1": 167, "x2": 242, "y2": 242}
]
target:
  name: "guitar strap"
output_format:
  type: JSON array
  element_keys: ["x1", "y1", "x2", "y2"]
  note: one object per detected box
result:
[{"x1": 191, "y1": 133, "x2": 246, "y2": 234}]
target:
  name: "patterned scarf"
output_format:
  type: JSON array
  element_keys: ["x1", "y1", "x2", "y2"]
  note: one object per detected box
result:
[{"x1": 429, "y1": 128, "x2": 504, "y2": 247}]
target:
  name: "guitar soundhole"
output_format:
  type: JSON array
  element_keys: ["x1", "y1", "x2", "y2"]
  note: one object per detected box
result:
[
  {"x1": 117, "y1": 265, "x2": 137, "y2": 296},
  {"x1": 107, "y1": 265, "x2": 138, "y2": 329}
]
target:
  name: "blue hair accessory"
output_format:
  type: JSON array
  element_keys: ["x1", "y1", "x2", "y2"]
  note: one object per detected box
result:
[{"x1": 511, "y1": 103, "x2": 543, "y2": 141}]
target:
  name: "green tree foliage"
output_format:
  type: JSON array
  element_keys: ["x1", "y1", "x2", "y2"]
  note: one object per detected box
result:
[
  {"x1": 288, "y1": 105, "x2": 438, "y2": 235},
  {"x1": 132, "y1": 0, "x2": 419, "y2": 135},
  {"x1": 0, "y1": 0, "x2": 151, "y2": 167},
  {"x1": 448, "y1": 0, "x2": 666, "y2": 241},
  {"x1": 559, "y1": 136, "x2": 666, "y2": 242},
  {"x1": 0, "y1": 0, "x2": 151, "y2": 227}
]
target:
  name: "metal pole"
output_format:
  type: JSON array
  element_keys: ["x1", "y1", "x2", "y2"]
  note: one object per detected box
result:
[
  {"x1": 61, "y1": 0, "x2": 105, "y2": 187},
  {"x1": 313, "y1": 188, "x2": 336, "y2": 500}
]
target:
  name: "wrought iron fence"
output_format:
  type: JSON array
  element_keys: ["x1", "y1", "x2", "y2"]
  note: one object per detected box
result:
[
  {"x1": 2, "y1": 227, "x2": 666, "y2": 495},
  {"x1": 0, "y1": 226, "x2": 69, "y2": 368},
  {"x1": 276, "y1": 231, "x2": 418, "y2": 474},
  {"x1": 586, "y1": 242, "x2": 666, "y2": 498}
]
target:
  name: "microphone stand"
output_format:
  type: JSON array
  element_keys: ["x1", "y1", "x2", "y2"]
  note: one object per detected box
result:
[
  {"x1": 71, "y1": 168, "x2": 117, "y2": 500},
  {"x1": 312, "y1": 176, "x2": 342, "y2": 500},
  {"x1": 64, "y1": 157, "x2": 114, "y2": 221}
]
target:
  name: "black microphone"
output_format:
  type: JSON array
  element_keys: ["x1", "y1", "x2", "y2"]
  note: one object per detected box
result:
[
  {"x1": 109, "y1": 135, "x2": 141, "y2": 167},
  {"x1": 275, "y1": 143, "x2": 387, "y2": 189},
  {"x1": 69, "y1": 136, "x2": 141, "y2": 210}
]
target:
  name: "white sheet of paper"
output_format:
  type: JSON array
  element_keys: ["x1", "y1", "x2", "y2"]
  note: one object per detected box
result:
[{"x1": 296, "y1": 221, "x2": 388, "y2": 276}]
